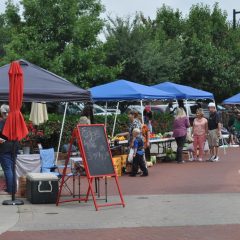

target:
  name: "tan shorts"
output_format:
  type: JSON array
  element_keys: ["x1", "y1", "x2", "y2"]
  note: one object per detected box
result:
[{"x1": 208, "y1": 129, "x2": 219, "y2": 147}]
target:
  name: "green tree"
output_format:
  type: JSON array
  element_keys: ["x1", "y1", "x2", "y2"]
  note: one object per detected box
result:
[
  {"x1": 2, "y1": 0, "x2": 121, "y2": 87},
  {"x1": 104, "y1": 14, "x2": 151, "y2": 82},
  {"x1": 0, "y1": 0, "x2": 21, "y2": 61},
  {"x1": 104, "y1": 6, "x2": 184, "y2": 85},
  {"x1": 138, "y1": 6, "x2": 184, "y2": 84},
  {"x1": 181, "y1": 3, "x2": 240, "y2": 100}
]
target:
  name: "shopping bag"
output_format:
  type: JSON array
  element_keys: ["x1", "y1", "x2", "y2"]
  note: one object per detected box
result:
[
  {"x1": 204, "y1": 140, "x2": 209, "y2": 152},
  {"x1": 187, "y1": 143, "x2": 194, "y2": 152},
  {"x1": 127, "y1": 148, "x2": 134, "y2": 163},
  {"x1": 186, "y1": 131, "x2": 193, "y2": 143}
]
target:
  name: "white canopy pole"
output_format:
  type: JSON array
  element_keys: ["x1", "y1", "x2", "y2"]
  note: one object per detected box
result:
[
  {"x1": 185, "y1": 99, "x2": 192, "y2": 136},
  {"x1": 105, "y1": 101, "x2": 108, "y2": 127},
  {"x1": 140, "y1": 100, "x2": 144, "y2": 123},
  {"x1": 185, "y1": 99, "x2": 189, "y2": 117},
  {"x1": 111, "y1": 102, "x2": 119, "y2": 138},
  {"x1": 56, "y1": 102, "x2": 68, "y2": 164}
]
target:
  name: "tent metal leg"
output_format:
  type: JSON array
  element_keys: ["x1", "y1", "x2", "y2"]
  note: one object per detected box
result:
[
  {"x1": 140, "y1": 100, "x2": 144, "y2": 123},
  {"x1": 105, "y1": 102, "x2": 108, "y2": 127},
  {"x1": 56, "y1": 102, "x2": 68, "y2": 164},
  {"x1": 185, "y1": 99, "x2": 189, "y2": 117},
  {"x1": 111, "y1": 102, "x2": 119, "y2": 138}
]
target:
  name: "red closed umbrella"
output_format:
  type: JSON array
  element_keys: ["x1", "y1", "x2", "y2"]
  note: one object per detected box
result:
[
  {"x1": 3, "y1": 61, "x2": 28, "y2": 140},
  {"x1": 2, "y1": 61, "x2": 28, "y2": 205}
]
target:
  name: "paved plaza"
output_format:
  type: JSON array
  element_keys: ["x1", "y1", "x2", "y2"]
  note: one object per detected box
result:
[{"x1": 1, "y1": 147, "x2": 240, "y2": 239}]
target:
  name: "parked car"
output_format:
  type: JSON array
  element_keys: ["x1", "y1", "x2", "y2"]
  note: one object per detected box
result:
[
  {"x1": 126, "y1": 105, "x2": 164, "y2": 114},
  {"x1": 93, "y1": 104, "x2": 121, "y2": 116},
  {"x1": 126, "y1": 101, "x2": 224, "y2": 120},
  {"x1": 56, "y1": 102, "x2": 121, "y2": 116},
  {"x1": 126, "y1": 105, "x2": 144, "y2": 114}
]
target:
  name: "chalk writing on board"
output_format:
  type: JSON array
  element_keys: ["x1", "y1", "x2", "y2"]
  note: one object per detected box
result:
[{"x1": 79, "y1": 125, "x2": 115, "y2": 176}]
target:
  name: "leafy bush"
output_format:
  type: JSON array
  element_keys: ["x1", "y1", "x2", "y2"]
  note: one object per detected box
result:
[
  {"x1": 94, "y1": 114, "x2": 129, "y2": 135},
  {"x1": 152, "y1": 112, "x2": 174, "y2": 134},
  {"x1": 23, "y1": 112, "x2": 173, "y2": 150},
  {"x1": 24, "y1": 113, "x2": 130, "y2": 150}
]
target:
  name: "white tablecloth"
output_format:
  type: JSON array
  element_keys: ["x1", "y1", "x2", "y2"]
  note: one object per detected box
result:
[
  {"x1": 16, "y1": 154, "x2": 41, "y2": 179},
  {"x1": 117, "y1": 137, "x2": 175, "y2": 145}
]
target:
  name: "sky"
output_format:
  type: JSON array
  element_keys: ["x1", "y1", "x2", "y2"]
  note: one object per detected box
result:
[
  {"x1": 101, "y1": 0, "x2": 238, "y2": 20},
  {"x1": 0, "y1": 0, "x2": 239, "y2": 21}
]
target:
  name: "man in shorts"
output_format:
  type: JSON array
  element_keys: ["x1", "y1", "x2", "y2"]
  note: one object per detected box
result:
[{"x1": 207, "y1": 102, "x2": 221, "y2": 162}]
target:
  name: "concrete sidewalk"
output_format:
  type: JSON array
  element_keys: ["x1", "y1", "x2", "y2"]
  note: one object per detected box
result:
[
  {"x1": 1, "y1": 147, "x2": 240, "y2": 239},
  {"x1": 1, "y1": 193, "x2": 240, "y2": 233},
  {"x1": 0, "y1": 196, "x2": 19, "y2": 235}
]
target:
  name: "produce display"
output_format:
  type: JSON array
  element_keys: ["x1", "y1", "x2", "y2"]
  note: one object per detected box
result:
[
  {"x1": 163, "y1": 132, "x2": 173, "y2": 138},
  {"x1": 111, "y1": 132, "x2": 172, "y2": 141},
  {"x1": 150, "y1": 133, "x2": 163, "y2": 139},
  {"x1": 111, "y1": 136, "x2": 126, "y2": 141},
  {"x1": 165, "y1": 148, "x2": 176, "y2": 161}
]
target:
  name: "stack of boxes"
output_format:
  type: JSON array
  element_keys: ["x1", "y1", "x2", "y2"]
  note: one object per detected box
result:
[
  {"x1": 121, "y1": 154, "x2": 128, "y2": 169},
  {"x1": 112, "y1": 154, "x2": 128, "y2": 177},
  {"x1": 112, "y1": 156, "x2": 122, "y2": 176},
  {"x1": 18, "y1": 176, "x2": 27, "y2": 197}
]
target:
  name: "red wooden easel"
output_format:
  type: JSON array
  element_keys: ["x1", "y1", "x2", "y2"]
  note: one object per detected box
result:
[{"x1": 56, "y1": 124, "x2": 125, "y2": 211}]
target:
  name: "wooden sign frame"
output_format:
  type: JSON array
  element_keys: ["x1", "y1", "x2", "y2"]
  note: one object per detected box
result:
[{"x1": 57, "y1": 124, "x2": 125, "y2": 211}]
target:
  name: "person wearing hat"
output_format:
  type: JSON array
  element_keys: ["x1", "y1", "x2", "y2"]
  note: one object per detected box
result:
[
  {"x1": 0, "y1": 104, "x2": 15, "y2": 194},
  {"x1": 207, "y1": 102, "x2": 221, "y2": 162}
]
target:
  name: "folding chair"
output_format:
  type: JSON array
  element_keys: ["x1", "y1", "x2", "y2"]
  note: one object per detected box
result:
[{"x1": 39, "y1": 148, "x2": 75, "y2": 195}]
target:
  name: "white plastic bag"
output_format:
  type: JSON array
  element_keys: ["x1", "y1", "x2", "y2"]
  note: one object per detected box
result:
[
  {"x1": 127, "y1": 148, "x2": 134, "y2": 163},
  {"x1": 204, "y1": 140, "x2": 209, "y2": 152},
  {"x1": 187, "y1": 143, "x2": 194, "y2": 152}
]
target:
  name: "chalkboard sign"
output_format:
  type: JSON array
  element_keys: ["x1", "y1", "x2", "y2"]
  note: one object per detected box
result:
[{"x1": 78, "y1": 125, "x2": 115, "y2": 176}]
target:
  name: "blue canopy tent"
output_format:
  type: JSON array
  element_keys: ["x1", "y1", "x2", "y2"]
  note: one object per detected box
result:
[
  {"x1": 152, "y1": 81, "x2": 214, "y2": 116},
  {"x1": 223, "y1": 93, "x2": 240, "y2": 104},
  {"x1": 152, "y1": 81, "x2": 214, "y2": 100},
  {"x1": 90, "y1": 79, "x2": 175, "y2": 136},
  {"x1": 91, "y1": 79, "x2": 175, "y2": 101}
]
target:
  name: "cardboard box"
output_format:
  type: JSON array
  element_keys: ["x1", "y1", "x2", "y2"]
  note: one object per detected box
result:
[
  {"x1": 18, "y1": 176, "x2": 27, "y2": 198},
  {"x1": 113, "y1": 155, "x2": 128, "y2": 167},
  {"x1": 112, "y1": 157, "x2": 122, "y2": 176},
  {"x1": 113, "y1": 163, "x2": 122, "y2": 177},
  {"x1": 112, "y1": 157, "x2": 122, "y2": 165},
  {"x1": 121, "y1": 154, "x2": 128, "y2": 167}
]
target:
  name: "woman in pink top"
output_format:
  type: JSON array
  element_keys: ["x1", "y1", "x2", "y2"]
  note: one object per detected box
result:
[
  {"x1": 173, "y1": 108, "x2": 190, "y2": 163},
  {"x1": 192, "y1": 109, "x2": 208, "y2": 161}
]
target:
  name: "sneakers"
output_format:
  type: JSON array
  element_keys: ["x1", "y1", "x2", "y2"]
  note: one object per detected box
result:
[
  {"x1": 229, "y1": 144, "x2": 239, "y2": 148},
  {"x1": 211, "y1": 156, "x2": 219, "y2": 162},
  {"x1": 207, "y1": 155, "x2": 215, "y2": 162},
  {"x1": 198, "y1": 158, "x2": 203, "y2": 162},
  {"x1": 177, "y1": 161, "x2": 185, "y2": 164}
]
